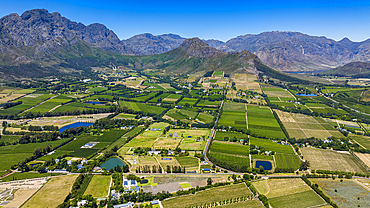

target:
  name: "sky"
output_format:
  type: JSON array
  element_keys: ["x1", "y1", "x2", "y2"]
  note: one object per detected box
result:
[{"x1": 0, "y1": 0, "x2": 369, "y2": 42}]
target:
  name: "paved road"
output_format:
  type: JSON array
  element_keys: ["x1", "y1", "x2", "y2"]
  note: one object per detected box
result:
[{"x1": 203, "y1": 100, "x2": 223, "y2": 165}]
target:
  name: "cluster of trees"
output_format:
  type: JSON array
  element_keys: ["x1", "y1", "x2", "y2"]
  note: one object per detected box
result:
[
  {"x1": 288, "y1": 137, "x2": 353, "y2": 151},
  {"x1": 207, "y1": 153, "x2": 249, "y2": 173},
  {"x1": 25, "y1": 125, "x2": 59, "y2": 131},
  {"x1": 1, "y1": 101, "x2": 22, "y2": 109},
  {"x1": 314, "y1": 170, "x2": 370, "y2": 178},
  {"x1": 33, "y1": 144, "x2": 53, "y2": 157},
  {"x1": 166, "y1": 165, "x2": 185, "y2": 173},
  {"x1": 58, "y1": 174, "x2": 95, "y2": 208},
  {"x1": 135, "y1": 165, "x2": 162, "y2": 173}
]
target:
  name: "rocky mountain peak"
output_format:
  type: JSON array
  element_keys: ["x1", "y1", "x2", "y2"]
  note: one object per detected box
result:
[{"x1": 180, "y1": 38, "x2": 225, "y2": 58}]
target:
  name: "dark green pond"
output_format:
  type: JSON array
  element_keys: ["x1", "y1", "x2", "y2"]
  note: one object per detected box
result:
[{"x1": 100, "y1": 157, "x2": 126, "y2": 170}]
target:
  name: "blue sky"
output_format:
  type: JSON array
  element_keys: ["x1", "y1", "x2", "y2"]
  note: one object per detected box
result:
[{"x1": 0, "y1": 0, "x2": 369, "y2": 42}]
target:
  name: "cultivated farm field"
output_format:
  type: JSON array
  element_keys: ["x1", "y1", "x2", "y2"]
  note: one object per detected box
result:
[
  {"x1": 23, "y1": 175, "x2": 78, "y2": 208},
  {"x1": 247, "y1": 105, "x2": 285, "y2": 139},
  {"x1": 219, "y1": 102, "x2": 246, "y2": 129},
  {"x1": 119, "y1": 101, "x2": 166, "y2": 114},
  {"x1": 84, "y1": 175, "x2": 111, "y2": 198},
  {"x1": 274, "y1": 110, "x2": 342, "y2": 139},
  {"x1": 301, "y1": 147, "x2": 368, "y2": 174},
  {"x1": 162, "y1": 183, "x2": 254, "y2": 208},
  {"x1": 310, "y1": 178, "x2": 370, "y2": 207},
  {"x1": 0, "y1": 138, "x2": 70, "y2": 170},
  {"x1": 253, "y1": 178, "x2": 325, "y2": 208},
  {"x1": 250, "y1": 137, "x2": 294, "y2": 154}
]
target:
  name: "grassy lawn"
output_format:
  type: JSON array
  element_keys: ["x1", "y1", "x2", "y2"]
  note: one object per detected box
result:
[
  {"x1": 84, "y1": 175, "x2": 111, "y2": 198},
  {"x1": 180, "y1": 182, "x2": 192, "y2": 188},
  {"x1": 23, "y1": 175, "x2": 78, "y2": 208}
]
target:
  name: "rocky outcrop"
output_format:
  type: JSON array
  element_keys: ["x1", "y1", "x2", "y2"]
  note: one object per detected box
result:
[
  {"x1": 0, "y1": 9, "x2": 139, "y2": 65},
  {"x1": 123, "y1": 33, "x2": 185, "y2": 55},
  {"x1": 180, "y1": 38, "x2": 225, "y2": 58},
  {"x1": 222, "y1": 31, "x2": 370, "y2": 72}
]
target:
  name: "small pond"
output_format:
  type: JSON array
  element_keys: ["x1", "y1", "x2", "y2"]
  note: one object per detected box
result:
[
  {"x1": 100, "y1": 157, "x2": 126, "y2": 170},
  {"x1": 84, "y1": 101, "x2": 104, "y2": 104},
  {"x1": 296, "y1": 93, "x2": 318, "y2": 97},
  {"x1": 59, "y1": 122, "x2": 93, "y2": 133},
  {"x1": 255, "y1": 161, "x2": 272, "y2": 170}
]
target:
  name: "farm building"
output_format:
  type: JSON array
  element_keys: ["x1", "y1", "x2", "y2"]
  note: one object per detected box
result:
[
  {"x1": 123, "y1": 179, "x2": 137, "y2": 188},
  {"x1": 202, "y1": 168, "x2": 211, "y2": 172}
]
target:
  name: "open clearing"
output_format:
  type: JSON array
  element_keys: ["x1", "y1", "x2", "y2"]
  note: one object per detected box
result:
[
  {"x1": 301, "y1": 147, "x2": 368, "y2": 174},
  {"x1": 84, "y1": 175, "x2": 111, "y2": 198},
  {"x1": 23, "y1": 175, "x2": 78, "y2": 208},
  {"x1": 253, "y1": 178, "x2": 325, "y2": 208}
]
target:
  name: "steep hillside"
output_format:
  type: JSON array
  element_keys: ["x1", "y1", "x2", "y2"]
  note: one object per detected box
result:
[
  {"x1": 123, "y1": 33, "x2": 185, "y2": 55},
  {"x1": 222, "y1": 31, "x2": 370, "y2": 72},
  {"x1": 0, "y1": 9, "x2": 139, "y2": 66},
  {"x1": 320, "y1": 61, "x2": 370, "y2": 77}
]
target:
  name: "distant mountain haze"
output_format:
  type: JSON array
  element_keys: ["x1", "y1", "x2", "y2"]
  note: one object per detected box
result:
[{"x1": 1, "y1": 9, "x2": 370, "y2": 76}]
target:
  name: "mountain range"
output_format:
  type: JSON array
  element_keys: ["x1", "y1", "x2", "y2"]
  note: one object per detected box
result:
[{"x1": 0, "y1": 9, "x2": 370, "y2": 79}]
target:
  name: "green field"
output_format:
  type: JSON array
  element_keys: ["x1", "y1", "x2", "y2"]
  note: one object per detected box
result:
[
  {"x1": 0, "y1": 135, "x2": 22, "y2": 144},
  {"x1": 213, "y1": 71, "x2": 224, "y2": 76},
  {"x1": 105, "y1": 126, "x2": 145, "y2": 153},
  {"x1": 0, "y1": 138, "x2": 70, "y2": 170},
  {"x1": 119, "y1": 101, "x2": 166, "y2": 114},
  {"x1": 275, "y1": 153, "x2": 301, "y2": 170},
  {"x1": 148, "y1": 93, "x2": 170, "y2": 103},
  {"x1": 247, "y1": 105, "x2": 286, "y2": 139},
  {"x1": 0, "y1": 92, "x2": 54, "y2": 115},
  {"x1": 351, "y1": 135, "x2": 370, "y2": 149},
  {"x1": 219, "y1": 102, "x2": 246, "y2": 129},
  {"x1": 250, "y1": 137, "x2": 294, "y2": 154},
  {"x1": 253, "y1": 178, "x2": 325, "y2": 208},
  {"x1": 1, "y1": 172, "x2": 64, "y2": 182},
  {"x1": 210, "y1": 141, "x2": 249, "y2": 156},
  {"x1": 28, "y1": 94, "x2": 73, "y2": 114},
  {"x1": 175, "y1": 156, "x2": 199, "y2": 169},
  {"x1": 177, "y1": 98, "x2": 198, "y2": 106},
  {"x1": 269, "y1": 190, "x2": 325, "y2": 208},
  {"x1": 214, "y1": 131, "x2": 249, "y2": 141},
  {"x1": 84, "y1": 175, "x2": 111, "y2": 198},
  {"x1": 196, "y1": 113, "x2": 214, "y2": 123},
  {"x1": 162, "y1": 183, "x2": 253, "y2": 208},
  {"x1": 208, "y1": 152, "x2": 250, "y2": 168},
  {"x1": 55, "y1": 130, "x2": 126, "y2": 158}
]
